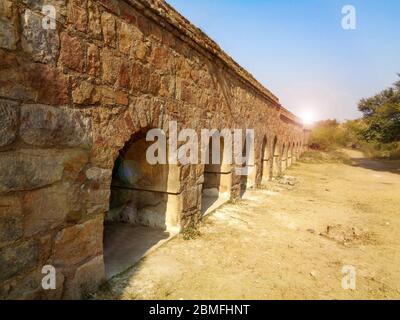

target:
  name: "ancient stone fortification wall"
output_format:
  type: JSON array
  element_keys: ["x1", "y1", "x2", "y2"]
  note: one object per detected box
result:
[{"x1": 0, "y1": 0, "x2": 307, "y2": 299}]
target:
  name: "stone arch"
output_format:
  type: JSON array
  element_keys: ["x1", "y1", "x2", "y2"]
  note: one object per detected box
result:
[
  {"x1": 201, "y1": 133, "x2": 232, "y2": 216},
  {"x1": 100, "y1": 109, "x2": 183, "y2": 279}
]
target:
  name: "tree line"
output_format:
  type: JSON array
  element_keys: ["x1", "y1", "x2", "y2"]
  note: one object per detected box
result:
[{"x1": 309, "y1": 74, "x2": 400, "y2": 159}]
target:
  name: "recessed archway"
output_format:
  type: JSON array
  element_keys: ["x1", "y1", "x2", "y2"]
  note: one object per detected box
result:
[
  {"x1": 103, "y1": 129, "x2": 181, "y2": 278},
  {"x1": 260, "y1": 136, "x2": 270, "y2": 184},
  {"x1": 201, "y1": 136, "x2": 232, "y2": 215},
  {"x1": 281, "y1": 142, "x2": 287, "y2": 172},
  {"x1": 271, "y1": 136, "x2": 280, "y2": 177}
]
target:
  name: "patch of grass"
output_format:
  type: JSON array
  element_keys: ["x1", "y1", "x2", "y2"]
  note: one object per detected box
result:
[
  {"x1": 299, "y1": 150, "x2": 351, "y2": 164},
  {"x1": 182, "y1": 223, "x2": 201, "y2": 240}
]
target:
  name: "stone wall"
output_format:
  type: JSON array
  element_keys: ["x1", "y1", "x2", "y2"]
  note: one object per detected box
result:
[{"x1": 0, "y1": 0, "x2": 308, "y2": 299}]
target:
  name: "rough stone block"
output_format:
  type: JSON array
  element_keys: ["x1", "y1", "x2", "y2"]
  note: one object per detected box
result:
[
  {"x1": 87, "y1": 44, "x2": 100, "y2": 76},
  {"x1": 0, "y1": 149, "x2": 87, "y2": 193},
  {"x1": 21, "y1": 9, "x2": 60, "y2": 64},
  {"x1": 101, "y1": 48, "x2": 121, "y2": 85},
  {"x1": 59, "y1": 33, "x2": 85, "y2": 72},
  {"x1": 0, "y1": 240, "x2": 39, "y2": 282},
  {"x1": 67, "y1": 0, "x2": 87, "y2": 32},
  {"x1": 72, "y1": 81, "x2": 101, "y2": 105},
  {"x1": 22, "y1": 184, "x2": 70, "y2": 237},
  {"x1": 0, "y1": 50, "x2": 69, "y2": 105},
  {"x1": 64, "y1": 255, "x2": 105, "y2": 299},
  {"x1": 101, "y1": 11, "x2": 116, "y2": 47},
  {"x1": 54, "y1": 216, "x2": 103, "y2": 266},
  {"x1": 20, "y1": 104, "x2": 92, "y2": 148},
  {"x1": 118, "y1": 21, "x2": 133, "y2": 55},
  {"x1": 88, "y1": 0, "x2": 102, "y2": 40},
  {"x1": 130, "y1": 62, "x2": 150, "y2": 92},
  {"x1": 0, "y1": 99, "x2": 18, "y2": 147},
  {"x1": 0, "y1": 196, "x2": 23, "y2": 244},
  {"x1": 0, "y1": 4, "x2": 18, "y2": 50},
  {"x1": 24, "y1": 0, "x2": 67, "y2": 19}
]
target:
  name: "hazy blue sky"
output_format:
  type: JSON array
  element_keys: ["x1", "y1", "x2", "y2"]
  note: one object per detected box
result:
[{"x1": 167, "y1": 0, "x2": 400, "y2": 122}]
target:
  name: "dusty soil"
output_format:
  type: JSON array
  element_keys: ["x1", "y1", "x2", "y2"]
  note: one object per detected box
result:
[{"x1": 96, "y1": 150, "x2": 400, "y2": 300}]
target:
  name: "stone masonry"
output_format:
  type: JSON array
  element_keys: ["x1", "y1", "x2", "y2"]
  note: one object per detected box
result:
[{"x1": 0, "y1": 0, "x2": 308, "y2": 299}]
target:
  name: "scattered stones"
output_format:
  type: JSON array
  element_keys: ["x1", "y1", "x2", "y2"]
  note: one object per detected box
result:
[{"x1": 320, "y1": 224, "x2": 377, "y2": 246}]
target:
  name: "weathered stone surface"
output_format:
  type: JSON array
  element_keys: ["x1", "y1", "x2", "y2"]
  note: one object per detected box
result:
[
  {"x1": 21, "y1": 9, "x2": 60, "y2": 64},
  {"x1": 0, "y1": 196, "x2": 23, "y2": 244},
  {"x1": 0, "y1": 50, "x2": 69, "y2": 105},
  {"x1": 118, "y1": 21, "x2": 133, "y2": 55},
  {"x1": 87, "y1": 44, "x2": 100, "y2": 76},
  {"x1": 24, "y1": 0, "x2": 67, "y2": 18},
  {"x1": 65, "y1": 166, "x2": 112, "y2": 220},
  {"x1": 0, "y1": 240, "x2": 39, "y2": 282},
  {"x1": 22, "y1": 184, "x2": 69, "y2": 237},
  {"x1": 19, "y1": 104, "x2": 92, "y2": 147},
  {"x1": 0, "y1": 267, "x2": 65, "y2": 300},
  {"x1": 0, "y1": 6, "x2": 18, "y2": 50},
  {"x1": 101, "y1": 48, "x2": 121, "y2": 85},
  {"x1": 101, "y1": 87, "x2": 129, "y2": 106},
  {"x1": 88, "y1": 0, "x2": 102, "y2": 39},
  {"x1": 67, "y1": 0, "x2": 87, "y2": 32},
  {"x1": 101, "y1": 11, "x2": 116, "y2": 47},
  {"x1": 0, "y1": 0, "x2": 14, "y2": 17},
  {"x1": 72, "y1": 81, "x2": 101, "y2": 105},
  {"x1": 182, "y1": 187, "x2": 199, "y2": 210},
  {"x1": 131, "y1": 62, "x2": 150, "y2": 92},
  {"x1": 64, "y1": 255, "x2": 105, "y2": 299},
  {"x1": 54, "y1": 216, "x2": 103, "y2": 266},
  {"x1": 59, "y1": 33, "x2": 85, "y2": 72},
  {"x1": 0, "y1": 149, "x2": 87, "y2": 193},
  {"x1": 117, "y1": 61, "x2": 131, "y2": 89},
  {"x1": 0, "y1": 99, "x2": 18, "y2": 147}
]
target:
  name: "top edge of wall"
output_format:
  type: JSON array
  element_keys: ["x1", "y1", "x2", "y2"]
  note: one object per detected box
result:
[{"x1": 120, "y1": 0, "x2": 302, "y2": 127}]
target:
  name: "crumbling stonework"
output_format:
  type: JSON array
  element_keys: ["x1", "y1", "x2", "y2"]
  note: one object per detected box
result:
[{"x1": 0, "y1": 0, "x2": 308, "y2": 299}]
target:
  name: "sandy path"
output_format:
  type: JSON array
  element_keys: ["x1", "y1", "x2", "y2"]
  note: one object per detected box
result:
[{"x1": 96, "y1": 151, "x2": 400, "y2": 300}]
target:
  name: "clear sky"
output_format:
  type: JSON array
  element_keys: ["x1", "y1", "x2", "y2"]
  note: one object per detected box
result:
[{"x1": 167, "y1": 0, "x2": 400, "y2": 123}]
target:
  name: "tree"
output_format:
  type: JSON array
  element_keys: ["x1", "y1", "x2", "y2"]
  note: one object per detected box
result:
[{"x1": 358, "y1": 75, "x2": 400, "y2": 143}]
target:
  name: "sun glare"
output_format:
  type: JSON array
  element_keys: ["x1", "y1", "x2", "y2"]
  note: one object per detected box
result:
[{"x1": 300, "y1": 110, "x2": 316, "y2": 125}]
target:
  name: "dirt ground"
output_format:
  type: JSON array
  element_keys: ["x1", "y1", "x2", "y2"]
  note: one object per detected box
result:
[{"x1": 95, "y1": 150, "x2": 400, "y2": 300}]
